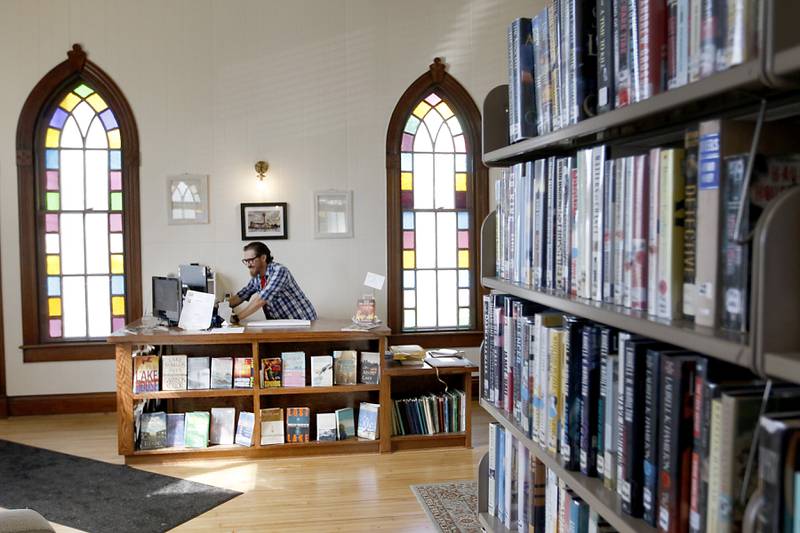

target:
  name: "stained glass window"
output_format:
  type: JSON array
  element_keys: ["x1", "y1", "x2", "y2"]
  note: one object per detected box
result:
[
  {"x1": 41, "y1": 83, "x2": 127, "y2": 339},
  {"x1": 400, "y1": 92, "x2": 472, "y2": 331}
]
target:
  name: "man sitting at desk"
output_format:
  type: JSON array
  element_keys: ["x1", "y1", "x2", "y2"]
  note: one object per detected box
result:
[{"x1": 228, "y1": 242, "x2": 317, "y2": 322}]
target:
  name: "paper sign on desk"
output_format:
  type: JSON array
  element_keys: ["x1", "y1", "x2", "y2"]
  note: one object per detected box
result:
[
  {"x1": 178, "y1": 290, "x2": 215, "y2": 331},
  {"x1": 216, "y1": 300, "x2": 233, "y2": 323},
  {"x1": 364, "y1": 272, "x2": 385, "y2": 291}
]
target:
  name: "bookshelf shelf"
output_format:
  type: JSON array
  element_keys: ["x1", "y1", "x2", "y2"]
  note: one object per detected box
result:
[
  {"x1": 480, "y1": 399, "x2": 657, "y2": 533},
  {"x1": 389, "y1": 432, "x2": 467, "y2": 451},
  {"x1": 384, "y1": 363, "x2": 479, "y2": 377},
  {"x1": 482, "y1": 276, "x2": 751, "y2": 368},
  {"x1": 132, "y1": 389, "x2": 254, "y2": 400},
  {"x1": 258, "y1": 384, "x2": 380, "y2": 395}
]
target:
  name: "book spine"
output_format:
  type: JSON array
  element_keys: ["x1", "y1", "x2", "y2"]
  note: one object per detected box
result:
[
  {"x1": 699, "y1": 0, "x2": 716, "y2": 77},
  {"x1": 622, "y1": 341, "x2": 649, "y2": 517},
  {"x1": 720, "y1": 155, "x2": 748, "y2": 332},
  {"x1": 682, "y1": 128, "x2": 699, "y2": 319},
  {"x1": 508, "y1": 21, "x2": 519, "y2": 142},
  {"x1": 547, "y1": 157, "x2": 558, "y2": 290},
  {"x1": 580, "y1": 326, "x2": 600, "y2": 476},
  {"x1": 483, "y1": 295, "x2": 492, "y2": 400},
  {"x1": 556, "y1": 159, "x2": 567, "y2": 293},
  {"x1": 597, "y1": 348, "x2": 609, "y2": 478},
  {"x1": 518, "y1": 441, "x2": 530, "y2": 532},
  {"x1": 643, "y1": 349, "x2": 662, "y2": 526},
  {"x1": 688, "y1": 361, "x2": 706, "y2": 533},
  {"x1": 716, "y1": 393, "x2": 738, "y2": 533},
  {"x1": 591, "y1": 147, "x2": 606, "y2": 302},
  {"x1": 676, "y1": 0, "x2": 690, "y2": 86},
  {"x1": 613, "y1": 0, "x2": 631, "y2": 107},
  {"x1": 514, "y1": 303, "x2": 525, "y2": 424},
  {"x1": 631, "y1": 155, "x2": 650, "y2": 311},
  {"x1": 616, "y1": 332, "x2": 630, "y2": 500},
  {"x1": 638, "y1": 0, "x2": 666, "y2": 100},
  {"x1": 629, "y1": 0, "x2": 641, "y2": 103},
  {"x1": 504, "y1": 299, "x2": 514, "y2": 413},
  {"x1": 695, "y1": 120, "x2": 722, "y2": 327},
  {"x1": 614, "y1": 158, "x2": 627, "y2": 306},
  {"x1": 714, "y1": 0, "x2": 730, "y2": 72},
  {"x1": 570, "y1": 161, "x2": 581, "y2": 298},
  {"x1": 563, "y1": 157, "x2": 575, "y2": 295},
  {"x1": 548, "y1": 329, "x2": 564, "y2": 454},
  {"x1": 623, "y1": 157, "x2": 635, "y2": 308},
  {"x1": 576, "y1": 0, "x2": 598, "y2": 120},
  {"x1": 549, "y1": 0, "x2": 562, "y2": 130},
  {"x1": 603, "y1": 159, "x2": 616, "y2": 303},
  {"x1": 531, "y1": 455, "x2": 547, "y2": 532},
  {"x1": 597, "y1": 0, "x2": 615, "y2": 114},
  {"x1": 604, "y1": 354, "x2": 619, "y2": 490},
  {"x1": 657, "y1": 149, "x2": 687, "y2": 320},
  {"x1": 688, "y1": 0, "x2": 702, "y2": 82},
  {"x1": 489, "y1": 422, "x2": 498, "y2": 516},
  {"x1": 667, "y1": 0, "x2": 678, "y2": 88},
  {"x1": 581, "y1": 149, "x2": 594, "y2": 299},
  {"x1": 497, "y1": 428, "x2": 506, "y2": 521},
  {"x1": 562, "y1": 318, "x2": 584, "y2": 470},
  {"x1": 705, "y1": 399, "x2": 722, "y2": 533},
  {"x1": 494, "y1": 303, "x2": 504, "y2": 407},
  {"x1": 647, "y1": 148, "x2": 661, "y2": 317},
  {"x1": 533, "y1": 315, "x2": 543, "y2": 445},
  {"x1": 756, "y1": 417, "x2": 791, "y2": 533}
]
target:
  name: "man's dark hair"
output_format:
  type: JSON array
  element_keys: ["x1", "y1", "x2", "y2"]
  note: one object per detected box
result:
[{"x1": 243, "y1": 242, "x2": 273, "y2": 263}]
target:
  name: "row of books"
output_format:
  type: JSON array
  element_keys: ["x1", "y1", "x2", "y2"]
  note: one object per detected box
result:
[
  {"x1": 496, "y1": 119, "x2": 800, "y2": 331},
  {"x1": 482, "y1": 292, "x2": 800, "y2": 532},
  {"x1": 507, "y1": 0, "x2": 758, "y2": 141},
  {"x1": 132, "y1": 350, "x2": 380, "y2": 393},
  {"x1": 487, "y1": 422, "x2": 613, "y2": 532},
  {"x1": 136, "y1": 402, "x2": 380, "y2": 450},
  {"x1": 390, "y1": 390, "x2": 467, "y2": 436}
]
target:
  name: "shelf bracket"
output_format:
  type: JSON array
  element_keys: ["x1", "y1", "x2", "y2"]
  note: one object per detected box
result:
[
  {"x1": 480, "y1": 210, "x2": 497, "y2": 284},
  {"x1": 733, "y1": 99, "x2": 767, "y2": 244}
]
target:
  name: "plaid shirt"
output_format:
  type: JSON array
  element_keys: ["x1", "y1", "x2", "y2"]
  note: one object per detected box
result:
[{"x1": 236, "y1": 262, "x2": 317, "y2": 320}]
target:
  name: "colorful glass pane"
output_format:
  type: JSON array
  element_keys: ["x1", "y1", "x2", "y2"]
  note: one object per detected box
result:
[
  {"x1": 404, "y1": 289, "x2": 416, "y2": 308},
  {"x1": 46, "y1": 171, "x2": 59, "y2": 190},
  {"x1": 425, "y1": 93, "x2": 442, "y2": 106},
  {"x1": 110, "y1": 150, "x2": 121, "y2": 170},
  {"x1": 49, "y1": 108, "x2": 68, "y2": 129},
  {"x1": 47, "y1": 277, "x2": 61, "y2": 296},
  {"x1": 436, "y1": 102, "x2": 454, "y2": 119},
  {"x1": 458, "y1": 231, "x2": 469, "y2": 248},
  {"x1": 73, "y1": 84, "x2": 94, "y2": 98},
  {"x1": 86, "y1": 93, "x2": 108, "y2": 112},
  {"x1": 45, "y1": 150, "x2": 59, "y2": 169},
  {"x1": 401, "y1": 172, "x2": 413, "y2": 191},
  {"x1": 412, "y1": 101, "x2": 431, "y2": 118},
  {"x1": 111, "y1": 296, "x2": 125, "y2": 316},
  {"x1": 458, "y1": 269, "x2": 470, "y2": 288},
  {"x1": 46, "y1": 255, "x2": 60, "y2": 275},
  {"x1": 454, "y1": 135, "x2": 466, "y2": 153},
  {"x1": 455, "y1": 173, "x2": 467, "y2": 192},
  {"x1": 99, "y1": 109, "x2": 118, "y2": 130},
  {"x1": 59, "y1": 92, "x2": 80, "y2": 111},
  {"x1": 48, "y1": 297, "x2": 62, "y2": 317},
  {"x1": 112, "y1": 317, "x2": 126, "y2": 332},
  {"x1": 402, "y1": 211, "x2": 414, "y2": 230},
  {"x1": 45, "y1": 214, "x2": 59, "y2": 232},
  {"x1": 403, "y1": 231, "x2": 415, "y2": 249},
  {"x1": 46, "y1": 192, "x2": 60, "y2": 211},
  {"x1": 107, "y1": 129, "x2": 121, "y2": 149},
  {"x1": 111, "y1": 275, "x2": 125, "y2": 295},
  {"x1": 401, "y1": 133, "x2": 413, "y2": 151},
  {"x1": 110, "y1": 171, "x2": 122, "y2": 191},
  {"x1": 457, "y1": 212, "x2": 469, "y2": 229},
  {"x1": 49, "y1": 319, "x2": 62, "y2": 338},
  {"x1": 455, "y1": 191, "x2": 467, "y2": 209},
  {"x1": 404, "y1": 115, "x2": 420, "y2": 134},
  {"x1": 402, "y1": 250, "x2": 415, "y2": 269},
  {"x1": 400, "y1": 191, "x2": 413, "y2": 209},
  {"x1": 45, "y1": 128, "x2": 60, "y2": 147},
  {"x1": 110, "y1": 192, "x2": 123, "y2": 211},
  {"x1": 403, "y1": 270, "x2": 415, "y2": 288},
  {"x1": 109, "y1": 214, "x2": 123, "y2": 232},
  {"x1": 458, "y1": 250, "x2": 469, "y2": 268},
  {"x1": 110, "y1": 254, "x2": 124, "y2": 274}
]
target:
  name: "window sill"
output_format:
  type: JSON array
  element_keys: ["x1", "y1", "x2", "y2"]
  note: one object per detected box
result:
[
  {"x1": 21, "y1": 342, "x2": 115, "y2": 363},
  {"x1": 388, "y1": 329, "x2": 483, "y2": 349}
]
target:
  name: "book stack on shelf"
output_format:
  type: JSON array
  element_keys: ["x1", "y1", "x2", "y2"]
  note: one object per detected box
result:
[
  {"x1": 258, "y1": 350, "x2": 380, "y2": 388},
  {"x1": 138, "y1": 408, "x2": 255, "y2": 450},
  {"x1": 133, "y1": 354, "x2": 254, "y2": 393},
  {"x1": 391, "y1": 390, "x2": 467, "y2": 437}
]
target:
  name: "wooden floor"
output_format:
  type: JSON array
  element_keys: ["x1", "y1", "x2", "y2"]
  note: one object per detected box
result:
[{"x1": 0, "y1": 402, "x2": 491, "y2": 532}]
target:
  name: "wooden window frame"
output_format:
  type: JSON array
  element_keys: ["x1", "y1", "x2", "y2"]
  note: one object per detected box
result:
[
  {"x1": 386, "y1": 58, "x2": 488, "y2": 348},
  {"x1": 15, "y1": 44, "x2": 141, "y2": 362}
]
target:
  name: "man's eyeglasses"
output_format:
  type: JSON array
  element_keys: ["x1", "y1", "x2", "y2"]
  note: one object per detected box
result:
[{"x1": 241, "y1": 256, "x2": 259, "y2": 265}]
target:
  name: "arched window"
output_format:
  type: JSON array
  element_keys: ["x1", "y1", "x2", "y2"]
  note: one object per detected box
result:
[
  {"x1": 16, "y1": 44, "x2": 141, "y2": 362},
  {"x1": 386, "y1": 58, "x2": 488, "y2": 346}
]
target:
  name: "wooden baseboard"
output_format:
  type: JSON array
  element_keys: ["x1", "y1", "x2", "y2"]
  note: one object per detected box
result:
[{"x1": 7, "y1": 392, "x2": 115, "y2": 416}]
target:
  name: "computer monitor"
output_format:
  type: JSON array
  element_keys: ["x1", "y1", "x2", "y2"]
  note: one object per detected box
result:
[
  {"x1": 179, "y1": 264, "x2": 209, "y2": 293},
  {"x1": 152, "y1": 276, "x2": 182, "y2": 325}
]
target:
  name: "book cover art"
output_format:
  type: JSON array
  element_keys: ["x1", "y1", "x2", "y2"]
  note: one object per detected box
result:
[
  {"x1": 359, "y1": 352, "x2": 380, "y2": 384},
  {"x1": 335, "y1": 407, "x2": 356, "y2": 440},
  {"x1": 184, "y1": 411, "x2": 210, "y2": 448},
  {"x1": 310, "y1": 355, "x2": 333, "y2": 387},
  {"x1": 166, "y1": 413, "x2": 185, "y2": 448},
  {"x1": 233, "y1": 357, "x2": 253, "y2": 389},
  {"x1": 333, "y1": 350, "x2": 357, "y2": 385},
  {"x1": 260, "y1": 357, "x2": 282, "y2": 388},
  {"x1": 210, "y1": 407, "x2": 236, "y2": 445},
  {"x1": 133, "y1": 355, "x2": 160, "y2": 393},
  {"x1": 259, "y1": 407, "x2": 284, "y2": 445},
  {"x1": 286, "y1": 407, "x2": 310, "y2": 443},
  {"x1": 210, "y1": 357, "x2": 233, "y2": 389},
  {"x1": 138, "y1": 411, "x2": 167, "y2": 450},
  {"x1": 161, "y1": 355, "x2": 187, "y2": 391},
  {"x1": 316, "y1": 413, "x2": 337, "y2": 441},
  {"x1": 281, "y1": 352, "x2": 306, "y2": 387},
  {"x1": 234, "y1": 411, "x2": 254, "y2": 447},
  {"x1": 187, "y1": 356, "x2": 210, "y2": 390},
  {"x1": 357, "y1": 402, "x2": 379, "y2": 440}
]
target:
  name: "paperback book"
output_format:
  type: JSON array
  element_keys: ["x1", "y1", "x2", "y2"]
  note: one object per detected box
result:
[{"x1": 281, "y1": 352, "x2": 306, "y2": 387}]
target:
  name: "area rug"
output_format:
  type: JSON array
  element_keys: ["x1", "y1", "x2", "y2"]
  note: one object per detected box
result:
[
  {"x1": 0, "y1": 439, "x2": 241, "y2": 533},
  {"x1": 410, "y1": 480, "x2": 480, "y2": 533}
]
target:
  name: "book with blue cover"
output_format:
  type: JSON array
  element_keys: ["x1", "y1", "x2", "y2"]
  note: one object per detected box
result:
[
  {"x1": 165, "y1": 413, "x2": 185, "y2": 447},
  {"x1": 357, "y1": 402, "x2": 379, "y2": 440},
  {"x1": 335, "y1": 407, "x2": 356, "y2": 440}
]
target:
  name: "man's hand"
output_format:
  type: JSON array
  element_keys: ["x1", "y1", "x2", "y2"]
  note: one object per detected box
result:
[{"x1": 230, "y1": 313, "x2": 240, "y2": 324}]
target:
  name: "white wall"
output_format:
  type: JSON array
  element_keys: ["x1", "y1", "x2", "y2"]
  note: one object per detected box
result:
[{"x1": 0, "y1": 0, "x2": 538, "y2": 396}]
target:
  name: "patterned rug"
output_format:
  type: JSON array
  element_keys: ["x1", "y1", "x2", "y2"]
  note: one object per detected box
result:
[{"x1": 410, "y1": 480, "x2": 480, "y2": 533}]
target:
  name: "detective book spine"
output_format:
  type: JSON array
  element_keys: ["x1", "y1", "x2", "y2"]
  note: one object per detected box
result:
[
  {"x1": 597, "y1": 0, "x2": 615, "y2": 114},
  {"x1": 643, "y1": 348, "x2": 663, "y2": 526},
  {"x1": 562, "y1": 316, "x2": 586, "y2": 470},
  {"x1": 682, "y1": 128, "x2": 699, "y2": 319},
  {"x1": 657, "y1": 148, "x2": 686, "y2": 320},
  {"x1": 631, "y1": 154, "x2": 650, "y2": 311},
  {"x1": 603, "y1": 159, "x2": 616, "y2": 303},
  {"x1": 695, "y1": 120, "x2": 722, "y2": 327},
  {"x1": 580, "y1": 325, "x2": 601, "y2": 476}
]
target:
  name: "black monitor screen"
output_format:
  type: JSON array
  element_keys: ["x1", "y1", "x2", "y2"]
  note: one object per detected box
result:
[
  {"x1": 179, "y1": 264, "x2": 208, "y2": 292},
  {"x1": 153, "y1": 277, "x2": 181, "y2": 320}
]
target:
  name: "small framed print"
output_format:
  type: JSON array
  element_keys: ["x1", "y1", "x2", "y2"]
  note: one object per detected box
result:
[
  {"x1": 167, "y1": 174, "x2": 209, "y2": 224},
  {"x1": 241, "y1": 202, "x2": 288, "y2": 240},
  {"x1": 314, "y1": 190, "x2": 353, "y2": 239}
]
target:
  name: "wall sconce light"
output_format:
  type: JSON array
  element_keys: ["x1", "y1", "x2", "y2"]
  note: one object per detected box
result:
[{"x1": 255, "y1": 160, "x2": 269, "y2": 184}]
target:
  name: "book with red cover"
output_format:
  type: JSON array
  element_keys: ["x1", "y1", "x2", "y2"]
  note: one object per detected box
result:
[
  {"x1": 260, "y1": 357, "x2": 281, "y2": 388},
  {"x1": 133, "y1": 355, "x2": 160, "y2": 393}
]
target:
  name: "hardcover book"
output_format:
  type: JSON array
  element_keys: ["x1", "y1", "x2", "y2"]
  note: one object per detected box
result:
[
  {"x1": 165, "y1": 413, "x2": 185, "y2": 448},
  {"x1": 357, "y1": 402, "x2": 379, "y2": 440},
  {"x1": 281, "y1": 352, "x2": 306, "y2": 387},
  {"x1": 210, "y1": 357, "x2": 233, "y2": 389},
  {"x1": 286, "y1": 407, "x2": 310, "y2": 443},
  {"x1": 161, "y1": 355, "x2": 187, "y2": 391},
  {"x1": 133, "y1": 355, "x2": 160, "y2": 393},
  {"x1": 682, "y1": 127, "x2": 699, "y2": 319},
  {"x1": 209, "y1": 407, "x2": 236, "y2": 445},
  {"x1": 359, "y1": 352, "x2": 380, "y2": 384},
  {"x1": 316, "y1": 413, "x2": 337, "y2": 441},
  {"x1": 260, "y1": 357, "x2": 282, "y2": 388},
  {"x1": 235, "y1": 411, "x2": 254, "y2": 447},
  {"x1": 333, "y1": 350, "x2": 357, "y2": 385},
  {"x1": 259, "y1": 407, "x2": 284, "y2": 445},
  {"x1": 187, "y1": 356, "x2": 210, "y2": 390},
  {"x1": 508, "y1": 17, "x2": 537, "y2": 142},
  {"x1": 310, "y1": 355, "x2": 333, "y2": 387},
  {"x1": 184, "y1": 411, "x2": 210, "y2": 448},
  {"x1": 335, "y1": 407, "x2": 356, "y2": 440},
  {"x1": 233, "y1": 357, "x2": 253, "y2": 388},
  {"x1": 138, "y1": 411, "x2": 167, "y2": 450}
]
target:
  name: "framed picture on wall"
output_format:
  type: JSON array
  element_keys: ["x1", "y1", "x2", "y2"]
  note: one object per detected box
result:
[
  {"x1": 314, "y1": 190, "x2": 353, "y2": 239},
  {"x1": 241, "y1": 202, "x2": 288, "y2": 240},
  {"x1": 167, "y1": 174, "x2": 209, "y2": 224}
]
